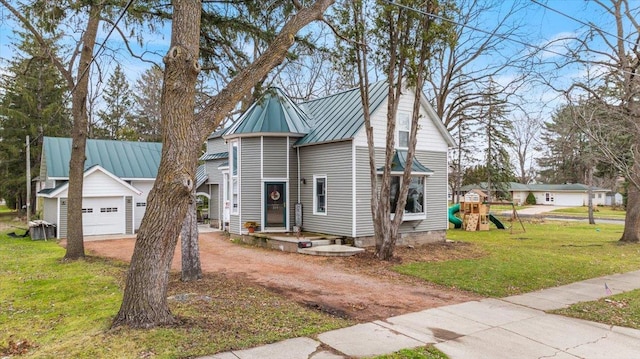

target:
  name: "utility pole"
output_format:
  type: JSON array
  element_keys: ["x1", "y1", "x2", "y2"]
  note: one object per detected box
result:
[{"x1": 26, "y1": 136, "x2": 31, "y2": 224}]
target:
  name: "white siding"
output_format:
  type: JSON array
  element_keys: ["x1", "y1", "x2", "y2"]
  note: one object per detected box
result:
[
  {"x1": 56, "y1": 170, "x2": 138, "y2": 198},
  {"x1": 43, "y1": 198, "x2": 58, "y2": 224},
  {"x1": 353, "y1": 88, "x2": 449, "y2": 152},
  {"x1": 131, "y1": 180, "x2": 154, "y2": 230},
  {"x1": 554, "y1": 193, "x2": 585, "y2": 206}
]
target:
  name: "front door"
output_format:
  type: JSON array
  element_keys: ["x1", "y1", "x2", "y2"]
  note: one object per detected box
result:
[{"x1": 265, "y1": 182, "x2": 286, "y2": 229}]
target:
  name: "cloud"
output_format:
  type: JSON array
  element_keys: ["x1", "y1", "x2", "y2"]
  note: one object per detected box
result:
[{"x1": 538, "y1": 31, "x2": 578, "y2": 60}]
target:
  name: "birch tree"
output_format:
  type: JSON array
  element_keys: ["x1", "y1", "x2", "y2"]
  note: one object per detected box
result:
[{"x1": 332, "y1": 0, "x2": 454, "y2": 260}]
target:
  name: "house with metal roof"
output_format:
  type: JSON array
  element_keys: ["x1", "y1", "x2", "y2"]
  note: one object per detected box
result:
[
  {"x1": 457, "y1": 182, "x2": 610, "y2": 206},
  {"x1": 37, "y1": 137, "x2": 208, "y2": 238},
  {"x1": 201, "y1": 82, "x2": 455, "y2": 246}
]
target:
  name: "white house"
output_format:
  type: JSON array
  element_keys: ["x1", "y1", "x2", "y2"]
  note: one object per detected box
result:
[{"x1": 458, "y1": 182, "x2": 610, "y2": 207}]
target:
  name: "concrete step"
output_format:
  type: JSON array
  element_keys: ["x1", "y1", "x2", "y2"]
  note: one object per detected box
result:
[{"x1": 298, "y1": 244, "x2": 365, "y2": 257}]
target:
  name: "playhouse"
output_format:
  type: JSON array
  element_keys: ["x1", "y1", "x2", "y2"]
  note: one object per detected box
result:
[{"x1": 448, "y1": 189, "x2": 506, "y2": 231}]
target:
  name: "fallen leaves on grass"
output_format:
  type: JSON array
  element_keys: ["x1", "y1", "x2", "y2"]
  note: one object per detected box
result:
[{"x1": 0, "y1": 337, "x2": 35, "y2": 356}]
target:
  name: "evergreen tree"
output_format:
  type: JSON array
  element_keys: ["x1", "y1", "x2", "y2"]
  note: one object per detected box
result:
[
  {"x1": 478, "y1": 78, "x2": 515, "y2": 201},
  {"x1": 131, "y1": 65, "x2": 163, "y2": 142},
  {"x1": 96, "y1": 64, "x2": 134, "y2": 140},
  {"x1": 0, "y1": 34, "x2": 72, "y2": 211}
]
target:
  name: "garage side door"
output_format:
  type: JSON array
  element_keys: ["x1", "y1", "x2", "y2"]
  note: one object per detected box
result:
[{"x1": 82, "y1": 197, "x2": 125, "y2": 236}]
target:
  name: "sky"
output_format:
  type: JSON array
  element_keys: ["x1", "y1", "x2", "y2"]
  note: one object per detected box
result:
[{"x1": 0, "y1": 1, "x2": 633, "y2": 116}]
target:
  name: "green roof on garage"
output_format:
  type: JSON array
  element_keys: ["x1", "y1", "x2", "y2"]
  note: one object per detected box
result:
[{"x1": 43, "y1": 137, "x2": 162, "y2": 179}]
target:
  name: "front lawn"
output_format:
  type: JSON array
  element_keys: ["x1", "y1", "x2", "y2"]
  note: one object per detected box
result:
[
  {"x1": 549, "y1": 206, "x2": 626, "y2": 219},
  {"x1": 551, "y1": 289, "x2": 640, "y2": 329},
  {"x1": 395, "y1": 221, "x2": 640, "y2": 297},
  {"x1": 0, "y1": 234, "x2": 350, "y2": 358}
]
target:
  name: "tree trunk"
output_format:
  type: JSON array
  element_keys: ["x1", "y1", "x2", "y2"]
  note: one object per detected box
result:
[
  {"x1": 587, "y1": 166, "x2": 595, "y2": 225},
  {"x1": 113, "y1": 0, "x2": 335, "y2": 329},
  {"x1": 113, "y1": 0, "x2": 202, "y2": 328},
  {"x1": 64, "y1": 5, "x2": 101, "y2": 260},
  {"x1": 620, "y1": 180, "x2": 640, "y2": 243},
  {"x1": 181, "y1": 185, "x2": 202, "y2": 282}
]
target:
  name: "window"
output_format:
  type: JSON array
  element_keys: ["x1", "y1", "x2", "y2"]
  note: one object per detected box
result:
[
  {"x1": 136, "y1": 202, "x2": 146, "y2": 207},
  {"x1": 100, "y1": 207, "x2": 118, "y2": 213},
  {"x1": 390, "y1": 176, "x2": 426, "y2": 219},
  {"x1": 545, "y1": 193, "x2": 554, "y2": 202},
  {"x1": 82, "y1": 208, "x2": 93, "y2": 213},
  {"x1": 398, "y1": 114, "x2": 410, "y2": 148},
  {"x1": 313, "y1": 175, "x2": 327, "y2": 215},
  {"x1": 230, "y1": 141, "x2": 239, "y2": 214}
]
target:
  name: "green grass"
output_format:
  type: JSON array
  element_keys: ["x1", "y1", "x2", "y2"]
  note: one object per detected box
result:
[
  {"x1": 0, "y1": 204, "x2": 14, "y2": 213},
  {"x1": 551, "y1": 289, "x2": 640, "y2": 329},
  {"x1": 372, "y1": 346, "x2": 449, "y2": 359},
  {"x1": 395, "y1": 221, "x2": 640, "y2": 297},
  {"x1": 549, "y1": 206, "x2": 627, "y2": 219},
  {"x1": 0, "y1": 234, "x2": 350, "y2": 358}
]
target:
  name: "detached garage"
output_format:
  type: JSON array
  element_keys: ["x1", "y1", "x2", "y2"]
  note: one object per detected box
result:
[
  {"x1": 37, "y1": 137, "x2": 162, "y2": 239},
  {"x1": 39, "y1": 165, "x2": 142, "y2": 238},
  {"x1": 37, "y1": 137, "x2": 208, "y2": 239}
]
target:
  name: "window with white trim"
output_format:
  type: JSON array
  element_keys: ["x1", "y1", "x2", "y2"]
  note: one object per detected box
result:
[
  {"x1": 231, "y1": 141, "x2": 239, "y2": 214},
  {"x1": 82, "y1": 208, "x2": 93, "y2": 213},
  {"x1": 398, "y1": 114, "x2": 410, "y2": 148},
  {"x1": 390, "y1": 175, "x2": 426, "y2": 220},
  {"x1": 313, "y1": 175, "x2": 327, "y2": 215},
  {"x1": 136, "y1": 202, "x2": 146, "y2": 207},
  {"x1": 100, "y1": 207, "x2": 118, "y2": 213}
]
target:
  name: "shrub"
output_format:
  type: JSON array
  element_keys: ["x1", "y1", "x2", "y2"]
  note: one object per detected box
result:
[{"x1": 525, "y1": 192, "x2": 536, "y2": 205}]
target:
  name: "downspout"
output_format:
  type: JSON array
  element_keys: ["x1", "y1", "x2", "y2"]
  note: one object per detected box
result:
[{"x1": 297, "y1": 146, "x2": 301, "y2": 203}]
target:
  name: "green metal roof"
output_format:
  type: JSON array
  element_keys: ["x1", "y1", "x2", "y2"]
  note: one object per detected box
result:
[
  {"x1": 377, "y1": 150, "x2": 433, "y2": 175},
  {"x1": 296, "y1": 81, "x2": 388, "y2": 146},
  {"x1": 199, "y1": 151, "x2": 228, "y2": 161},
  {"x1": 196, "y1": 164, "x2": 208, "y2": 188},
  {"x1": 43, "y1": 137, "x2": 162, "y2": 179},
  {"x1": 224, "y1": 88, "x2": 311, "y2": 136}
]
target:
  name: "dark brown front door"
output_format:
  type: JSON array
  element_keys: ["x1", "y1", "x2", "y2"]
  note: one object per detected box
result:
[{"x1": 265, "y1": 182, "x2": 286, "y2": 228}]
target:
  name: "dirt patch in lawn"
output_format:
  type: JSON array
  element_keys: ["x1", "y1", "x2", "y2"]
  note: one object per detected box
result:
[{"x1": 83, "y1": 232, "x2": 482, "y2": 322}]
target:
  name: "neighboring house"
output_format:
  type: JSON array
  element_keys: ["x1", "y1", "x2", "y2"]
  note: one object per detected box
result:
[
  {"x1": 201, "y1": 82, "x2": 455, "y2": 247},
  {"x1": 457, "y1": 182, "x2": 610, "y2": 207},
  {"x1": 37, "y1": 137, "x2": 209, "y2": 239}
]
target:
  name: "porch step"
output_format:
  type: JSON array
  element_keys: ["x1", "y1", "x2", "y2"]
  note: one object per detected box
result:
[{"x1": 298, "y1": 244, "x2": 365, "y2": 257}]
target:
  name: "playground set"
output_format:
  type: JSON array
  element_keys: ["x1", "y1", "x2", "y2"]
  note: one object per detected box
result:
[{"x1": 448, "y1": 190, "x2": 524, "y2": 232}]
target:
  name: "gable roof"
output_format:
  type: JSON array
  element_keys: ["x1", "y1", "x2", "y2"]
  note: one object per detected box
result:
[
  {"x1": 38, "y1": 164, "x2": 143, "y2": 198},
  {"x1": 295, "y1": 81, "x2": 389, "y2": 146},
  {"x1": 224, "y1": 88, "x2": 311, "y2": 137},
  {"x1": 210, "y1": 80, "x2": 454, "y2": 148},
  {"x1": 377, "y1": 150, "x2": 433, "y2": 175},
  {"x1": 43, "y1": 137, "x2": 162, "y2": 179}
]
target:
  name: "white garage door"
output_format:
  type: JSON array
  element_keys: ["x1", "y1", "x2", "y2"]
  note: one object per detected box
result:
[{"x1": 82, "y1": 197, "x2": 125, "y2": 236}]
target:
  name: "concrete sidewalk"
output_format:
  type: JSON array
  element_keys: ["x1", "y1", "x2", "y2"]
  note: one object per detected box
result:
[{"x1": 202, "y1": 270, "x2": 640, "y2": 359}]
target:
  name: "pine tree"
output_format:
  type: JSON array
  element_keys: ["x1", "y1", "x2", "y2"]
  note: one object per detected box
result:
[
  {"x1": 0, "y1": 33, "x2": 72, "y2": 211},
  {"x1": 478, "y1": 78, "x2": 515, "y2": 201},
  {"x1": 96, "y1": 64, "x2": 134, "y2": 140},
  {"x1": 131, "y1": 65, "x2": 163, "y2": 142}
]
